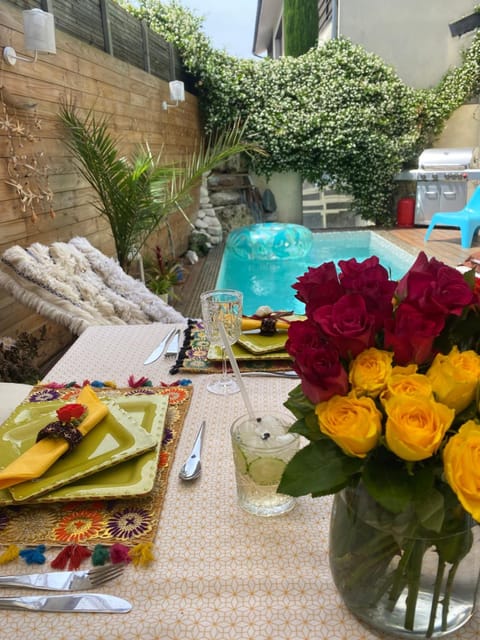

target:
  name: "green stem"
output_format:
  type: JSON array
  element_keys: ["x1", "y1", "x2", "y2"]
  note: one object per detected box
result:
[
  {"x1": 404, "y1": 539, "x2": 426, "y2": 631},
  {"x1": 388, "y1": 539, "x2": 416, "y2": 610},
  {"x1": 426, "y1": 557, "x2": 446, "y2": 638},
  {"x1": 338, "y1": 537, "x2": 399, "y2": 590},
  {"x1": 442, "y1": 561, "x2": 459, "y2": 632}
]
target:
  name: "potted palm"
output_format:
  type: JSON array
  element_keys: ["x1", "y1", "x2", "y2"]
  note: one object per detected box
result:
[{"x1": 59, "y1": 102, "x2": 262, "y2": 272}]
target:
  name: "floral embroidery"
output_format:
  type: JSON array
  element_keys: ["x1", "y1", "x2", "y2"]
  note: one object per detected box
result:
[
  {"x1": 53, "y1": 508, "x2": 105, "y2": 543},
  {"x1": 29, "y1": 388, "x2": 61, "y2": 402},
  {"x1": 160, "y1": 386, "x2": 188, "y2": 404},
  {"x1": 162, "y1": 426, "x2": 173, "y2": 446},
  {"x1": 106, "y1": 508, "x2": 151, "y2": 539},
  {"x1": 159, "y1": 451, "x2": 169, "y2": 467}
]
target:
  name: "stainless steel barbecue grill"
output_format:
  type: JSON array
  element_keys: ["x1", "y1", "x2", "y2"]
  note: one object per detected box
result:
[{"x1": 414, "y1": 148, "x2": 480, "y2": 224}]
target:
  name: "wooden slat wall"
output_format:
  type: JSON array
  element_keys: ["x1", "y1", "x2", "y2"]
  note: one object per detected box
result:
[{"x1": 0, "y1": 0, "x2": 202, "y2": 369}]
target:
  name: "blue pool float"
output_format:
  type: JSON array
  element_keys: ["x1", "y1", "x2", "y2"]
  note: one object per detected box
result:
[{"x1": 226, "y1": 223, "x2": 313, "y2": 260}]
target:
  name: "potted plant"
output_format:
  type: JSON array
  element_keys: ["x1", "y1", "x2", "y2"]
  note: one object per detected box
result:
[{"x1": 59, "y1": 102, "x2": 262, "y2": 272}]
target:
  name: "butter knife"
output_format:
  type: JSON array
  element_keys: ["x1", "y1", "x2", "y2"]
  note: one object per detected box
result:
[
  {"x1": 0, "y1": 593, "x2": 132, "y2": 613},
  {"x1": 143, "y1": 328, "x2": 177, "y2": 365}
]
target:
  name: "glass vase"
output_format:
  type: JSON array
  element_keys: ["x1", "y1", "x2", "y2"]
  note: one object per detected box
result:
[{"x1": 329, "y1": 483, "x2": 480, "y2": 638}]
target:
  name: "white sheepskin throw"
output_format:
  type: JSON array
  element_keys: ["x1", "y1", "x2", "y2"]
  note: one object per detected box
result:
[{"x1": 0, "y1": 238, "x2": 186, "y2": 335}]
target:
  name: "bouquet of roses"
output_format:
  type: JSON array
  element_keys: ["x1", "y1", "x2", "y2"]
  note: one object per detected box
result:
[{"x1": 278, "y1": 251, "x2": 480, "y2": 637}]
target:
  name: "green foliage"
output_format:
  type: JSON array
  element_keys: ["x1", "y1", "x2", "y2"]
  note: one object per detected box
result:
[
  {"x1": 143, "y1": 245, "x2": 182, "y2": 297},
  {"x1": 0, "y1": 330, "x2": 44, "y2": 383},
  {"x1": 121, "y1": 0, "x2": 480, "y2": 225},
  {"x1": 284, "y1": 0, "x2": 318, "y2": 57},
  {"x1": 59, "y1": 100, "x2": 261, "y2": 269}
]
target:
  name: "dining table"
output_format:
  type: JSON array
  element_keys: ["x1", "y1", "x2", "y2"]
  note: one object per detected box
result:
[{"x1": 1, "y1": 322, "x2": 479, "y2": 640}]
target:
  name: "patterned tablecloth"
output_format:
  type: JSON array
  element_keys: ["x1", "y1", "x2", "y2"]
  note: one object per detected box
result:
[{"x1": 1, "y1": 323, "x2": 479, "y2": 640}]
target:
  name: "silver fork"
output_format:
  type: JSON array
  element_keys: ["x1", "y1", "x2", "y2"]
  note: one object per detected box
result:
[
  {"x1": 0, "y1": 564, "x2": 125, "y2": 591},
  {"x1": 165, "y1": 329, "x2": 181, "y2": 358}
]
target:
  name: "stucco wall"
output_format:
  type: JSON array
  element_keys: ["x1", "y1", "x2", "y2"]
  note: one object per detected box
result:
[{"x1": 339, "y1": 0, "x2": 476, "y2": 88}]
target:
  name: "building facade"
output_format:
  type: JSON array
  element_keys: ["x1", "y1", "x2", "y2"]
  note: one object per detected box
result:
[{"x1": 253, "y1": 0, "x2": 477, "y2": 89}]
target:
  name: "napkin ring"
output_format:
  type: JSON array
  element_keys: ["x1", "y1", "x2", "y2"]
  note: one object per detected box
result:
[{"x1": 36, "y1": 421, "x2": 83, "y2": 452}]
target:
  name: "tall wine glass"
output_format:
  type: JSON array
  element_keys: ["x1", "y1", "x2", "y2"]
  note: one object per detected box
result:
[{"x1": 200, "y1": 289, "x2": 243, "y2": 395}]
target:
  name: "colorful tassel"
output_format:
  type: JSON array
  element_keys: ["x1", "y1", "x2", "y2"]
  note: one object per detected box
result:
[
  {"x1": 110, "y1": 543, "x2": 131, "y2": 564},
  {"x1": 0, "y1": 544, "x2": 20, "y2": 564},
  {"x1": 91, "y1": 544, "x2": 110, "y2": 566},
  {"x1": 128, "y1": 375, "x2": 152, "y2": 388},
  {"x1": 51, "y1": 544, "x2": 91, "y2": 570},
  {"x1": 50, "y1": 546, "x2": 71, "y2": 569},
  {"x1": 129, "y1": 542, "x2": 154, "y2": 567},
  {"x1": 19, "y1": 544, "x2": 46, "y2": 565}
]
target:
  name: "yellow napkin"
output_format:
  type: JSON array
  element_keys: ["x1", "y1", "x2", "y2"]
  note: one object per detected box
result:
[{"x1": 0, "y1": 385, "x2": 108, "y2": 489}]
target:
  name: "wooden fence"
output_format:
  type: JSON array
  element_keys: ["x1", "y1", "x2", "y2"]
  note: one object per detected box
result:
[
  {"x1": 8, "y1": 0, "x2": 195, "y2": 88},
  {"x1": 0, "y1": 0, "x2": 203, "y2": 368}
]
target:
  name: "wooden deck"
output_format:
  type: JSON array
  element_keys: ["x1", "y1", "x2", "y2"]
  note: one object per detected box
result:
[{"x1": 173, "y1": 226, "x2": 478, "y2": 318}]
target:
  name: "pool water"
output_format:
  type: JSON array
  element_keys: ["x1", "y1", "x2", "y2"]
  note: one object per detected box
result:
[{"x1": 216, "y1": 230, "x2": 416, "y2": 315}]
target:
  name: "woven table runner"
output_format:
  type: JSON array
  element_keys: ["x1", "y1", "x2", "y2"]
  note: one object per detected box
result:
[
  {"x1": 169, "y1": 319, "x2": 293, "y2": 374},
  {"x1": 0, "y1": 383, "x2": 192, "y2": 548}
]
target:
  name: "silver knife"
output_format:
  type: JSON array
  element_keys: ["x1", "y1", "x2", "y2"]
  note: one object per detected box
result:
[
  {"x1": 0, "y1": 593, "x2": 132, "y2": 612},
  {"x1": 143, "y1": 328, "x2": 177, "y2": 365}
]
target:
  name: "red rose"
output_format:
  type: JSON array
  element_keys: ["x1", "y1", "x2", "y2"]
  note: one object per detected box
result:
[
  {"x1": 339, "y1": 257, "x2": 396, "y2": 331},
  {"x1": 396, "y1": 252, "x2": 475, "y2": 317},
  {"x1": 56, "y1": 403, "x2": 86, "y2": 423},
  {"x1": 338, "y1": 255, "x2": 382, "y2": 278},
  {"x1": 292, "y1": 261, "x2": 343, "y2": 315},
  {"x1": 286, "y1": 320, "x2": 348, "y2": 403},
  {"x1": 383, "y1": 303, "x2": 444, "y2": 365},
  {"x1": 395, "y1": 252, "x2": 439, "y2": 302},
  {"x1": 312, "y1": 293, "x2": 376, "y2": 359}
]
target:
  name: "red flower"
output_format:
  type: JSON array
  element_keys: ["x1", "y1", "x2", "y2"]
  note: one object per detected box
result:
[
  {"x1": 339, "y1": 257, "x2": 397, "y2": 331},
  {"x1": 293, "y1": 261, "x2": 343, "y2": 315},
  {"x1": 286, "y1": 320, "x2": 348, "y2": 403},
  {"x1": 56, "y1": 403, "x2": 86, "y2": 424},
  {"x1": 312, "y1": 293, "x2": 376, "y2": 359},
  {"x1": 383, "y1": 303, "x2": 445, "y2": 365},
  {"x1": 396, "y1": 252, "x2": 475, "y2": 317}
]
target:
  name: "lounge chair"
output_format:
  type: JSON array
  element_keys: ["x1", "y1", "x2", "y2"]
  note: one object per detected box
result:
[
  {"x1": 424, "y1": 186, "x2": 480, "y2": 249},
  {"x1": 0, "y1": 237, "x2": 186, "y2": 335}
]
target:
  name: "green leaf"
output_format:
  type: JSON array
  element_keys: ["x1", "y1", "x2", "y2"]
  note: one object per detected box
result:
[
  {"x1": 362, "y1": 456, "x2": 413, "y2": 514},
  {"x1": 278, "y1": 440, "x2": 363, "y2": 497},
  {"x1": 284, "y1": 384, "x2": 314, "y2": 417}
]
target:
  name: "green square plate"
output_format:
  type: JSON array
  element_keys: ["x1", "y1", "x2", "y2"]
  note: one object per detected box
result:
[
  {"x1": 0, "y1": 395, "x2": 161, "y2": 503},
  {"x1": 34, "y1": 394, "x2": 169, "y2": 502}
]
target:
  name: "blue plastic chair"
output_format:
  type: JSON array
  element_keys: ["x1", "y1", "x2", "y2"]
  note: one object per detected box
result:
[{"x1": 424, "y1": 186, "x2": 480, "y2": 249}]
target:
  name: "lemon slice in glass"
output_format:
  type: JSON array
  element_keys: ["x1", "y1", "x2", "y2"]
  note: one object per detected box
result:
[
  {"x1": 248, "y1": 457, "x2": 286, "y2": 485},
  {"x1": 232, "y1": 443, "x2": 248, "y2": 475}
]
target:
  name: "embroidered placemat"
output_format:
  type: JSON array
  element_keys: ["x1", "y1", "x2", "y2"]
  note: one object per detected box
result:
[
  {"x1": 0, "y1": 383, "x2": 192, "y2": 547},
  {"x1": 169, "y1": 319, "x2": 293, "y2": 374}
]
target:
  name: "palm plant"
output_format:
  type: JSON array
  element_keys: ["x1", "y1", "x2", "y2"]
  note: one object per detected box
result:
[{"x1": 59, "y1": 102, "x2": 262, "y2": 270}]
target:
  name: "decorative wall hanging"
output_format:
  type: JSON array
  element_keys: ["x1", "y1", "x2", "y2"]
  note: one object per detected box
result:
[{"x1": 0, "y1": 85, "x2": 54, "y2": 223}]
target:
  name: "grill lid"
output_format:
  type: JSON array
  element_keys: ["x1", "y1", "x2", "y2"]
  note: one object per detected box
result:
[{"x1": 418, "y1": 147, "x2": 479, "y2": 170}]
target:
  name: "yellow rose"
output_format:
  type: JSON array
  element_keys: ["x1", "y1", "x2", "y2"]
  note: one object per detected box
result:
[
  {"x1": 349, "y1": 348, "x2": 394, "y2": 398},
  {"x1": 426, "y1": 346, "x2": 480, "y2": 413},
  {"x1": 381, "y1": 372, "x2": 433, "y2": 403},
  {"x1": 443, "y1": 421, "x2": 480, "y2": 521},
  {"x1": 315, "y1": 394, "x2": 382, "y2": 458},
  {"x1": 384, "y1": 395, "x2": 454, "y2": 461}
]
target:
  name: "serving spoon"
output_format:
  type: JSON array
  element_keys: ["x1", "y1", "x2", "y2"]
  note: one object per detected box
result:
[{"x1": 178, "y1": 420, "x2": 206, "y2": 481}]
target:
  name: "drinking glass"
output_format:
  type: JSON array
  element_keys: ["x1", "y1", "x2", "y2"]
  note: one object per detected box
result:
[
  {"x1": 200, "y1": 289, "x2": 243, "y2": 395},
  {"x1": 230, "y1": 412, "x2": 300, "y2": 516}
]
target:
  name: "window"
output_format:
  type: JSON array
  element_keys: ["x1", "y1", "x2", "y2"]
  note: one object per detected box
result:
[{"x1": 318, "y1": 0, "x2": 332, "y2": 33}]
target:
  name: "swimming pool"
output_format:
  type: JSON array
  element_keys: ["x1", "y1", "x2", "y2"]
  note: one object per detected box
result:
[{"x1": 216, "y1": 229, "x2": 416, "y2": 315}]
